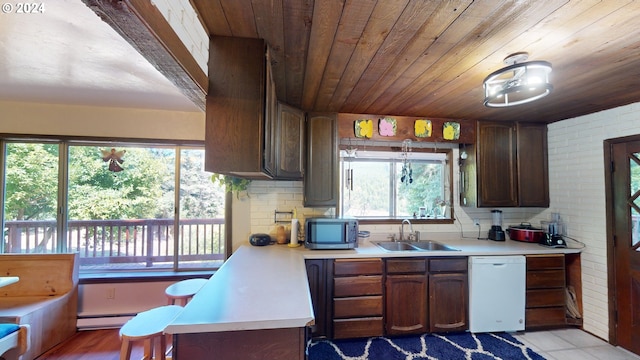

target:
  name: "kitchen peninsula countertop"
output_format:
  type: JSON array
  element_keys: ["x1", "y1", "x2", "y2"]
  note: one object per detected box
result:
[{"x1": 165, "y1": 236, "x2": 582, "y2": 335}]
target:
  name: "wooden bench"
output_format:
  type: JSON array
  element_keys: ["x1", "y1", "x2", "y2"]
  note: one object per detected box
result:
[{"x1": 0, "y1": 253, "x2": 79, "y2": 360}]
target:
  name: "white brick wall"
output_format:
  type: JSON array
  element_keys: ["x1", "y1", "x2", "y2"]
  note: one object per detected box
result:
[
  {"x1": 531, "y1": 101, "x2": 640, "y2": 340},
  {"x1": 245, "y1": 180, "x2": 333, "y2": 236},
  {"x1": 150, "y1": 0, "x2": 209, "y2": 73}
]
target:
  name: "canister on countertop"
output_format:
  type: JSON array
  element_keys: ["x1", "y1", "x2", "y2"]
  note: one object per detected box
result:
[{"x1": 276, "y1": 225, "x2": 287, "y2": 244}]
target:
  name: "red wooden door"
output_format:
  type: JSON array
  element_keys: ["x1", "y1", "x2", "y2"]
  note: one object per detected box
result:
[{"x1": 611, "y1": 140, "x2": 640, "y2": 356}]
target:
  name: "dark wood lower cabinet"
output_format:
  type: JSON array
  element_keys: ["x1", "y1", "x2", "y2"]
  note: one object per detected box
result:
[
  {"x1": 332, "y1": 258, "x2": 384, "y2": 339},
  {"x1": 385, "y1": 274, "x2": 428, "y2": 335},
  {"x1": 525, "y1": 254, "x2": 568, "y2": 329},
  {"x1": 305, "y1": 259, "x2": 332, "y2": 338},
  {"x1": 306, "y1": 255, "x2": 580, "y2": 340},
  {"x1": 173, "y1": 327, "x2": 306, "y2": 360},
  {"x1": 429, "y1": 272, "x2": 468, "y2": 332}
]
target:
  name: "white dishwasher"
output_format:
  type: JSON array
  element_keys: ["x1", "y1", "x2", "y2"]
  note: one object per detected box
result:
[{"x1": 468, "y1": 256, "x2": 526, "y2": 333}]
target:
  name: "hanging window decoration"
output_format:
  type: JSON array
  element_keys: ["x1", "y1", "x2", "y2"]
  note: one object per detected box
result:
[
  {"x1": 354, "y1": 119, "x2": 373, "y2": 138},
  {"x1": 378, "y1": 117, "x2": 397, "y2": 137},
  {"x1": 101, "y1": 148, "x2": 126, "y2": 172},
  {"x1": 400, "y1": 139, "x2": 413, "y2": 185},
  {"x1": 443, "y1": 122, "x2": 460, "y2": 140},
  {"x1": 414, "y1": 119, "x2": 432, "y2": 138}
]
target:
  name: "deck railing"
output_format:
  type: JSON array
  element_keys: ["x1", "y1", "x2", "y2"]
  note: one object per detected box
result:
[{"x1": 3, "y1": 218, "x2": 225, "y2": 268}]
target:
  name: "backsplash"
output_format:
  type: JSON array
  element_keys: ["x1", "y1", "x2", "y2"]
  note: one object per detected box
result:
[
  {"x1": 246, "y1": 180, "x2": 333, "y2": 237},
  {"x1": 243, "y1": 178, "x2": 543, "y2": 242}
]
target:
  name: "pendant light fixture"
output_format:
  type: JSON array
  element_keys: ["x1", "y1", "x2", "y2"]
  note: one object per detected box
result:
[{"x1": 483, "y1": 52, "x2": 552, "y2": 107}]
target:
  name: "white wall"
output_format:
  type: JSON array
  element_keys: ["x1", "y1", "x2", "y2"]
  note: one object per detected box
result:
[
  {"x1": 528, "y1": 101, "x2": 640, "y2": 340},
  {"x1": 0, "y1": 100, "x2": 204, "y2": 140}
]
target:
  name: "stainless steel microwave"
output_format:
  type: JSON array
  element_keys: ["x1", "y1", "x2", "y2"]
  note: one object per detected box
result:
[{"x1": 304, "y1": 218, "x2": 358, "y2": 250}]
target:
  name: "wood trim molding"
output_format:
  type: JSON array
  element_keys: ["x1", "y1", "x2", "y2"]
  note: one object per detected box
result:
[{"x1": 82, "y1": 0, "x2": 207, "y2": 111}]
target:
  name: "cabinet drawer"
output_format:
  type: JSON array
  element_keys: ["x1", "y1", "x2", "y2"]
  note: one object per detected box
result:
[
  {"x1": 526, "y1": 270, "x2": 565, "y2": 289},
  {"x1": 526, "y1": 255, "x2": 564, "y2": 270},
  {"x1": 386, "y1": 259, "x2": 427, "y2": 274},
  {"x1": 334, "y1": 258, "x2": 383, "y2": 276},
  {"x1": 429, "y1": 258, "x2": 467, "y2": 272},
  {"x1": 526, "y1": 288, "x2": 565, "y2": 308},
  {"x1": 334, "y1": 276, "x2": 383, "y2": 297},
  {"x1": 334, "y1": 296, "x2": 383, "y2": 318},
  {"x1": 333, "y1": 317, "x2": 384, "y2": 339},
  {"x1": 525, "y1": 307, "x2": 566, "y2": 328}
]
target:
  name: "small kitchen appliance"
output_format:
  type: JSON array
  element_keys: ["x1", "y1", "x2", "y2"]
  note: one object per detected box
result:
[
  {"x1": 488, "y1": 210, "x2": 506, "y2": 241},
  {"x1": 540, "y1": 213, "x2": 567, "y2": 248},
  {"x1": 506, "y1": 223, "x2": 546, "y2": 243},
  {"x1": 304, "y1": 217, "x2": 358, "y2": 250},
  {"x1": 249, "y1": 233, "x2": 272, "y2": 246}
]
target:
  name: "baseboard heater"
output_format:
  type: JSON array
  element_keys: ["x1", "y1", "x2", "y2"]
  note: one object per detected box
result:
[{"x1": 77, "y1": 314, "x2": 135, "y2": 330}]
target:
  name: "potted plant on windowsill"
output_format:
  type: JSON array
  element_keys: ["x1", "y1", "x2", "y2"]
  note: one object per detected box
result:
[{"x1": 211, "y1": 174, "x2": 251, "y2": 198}]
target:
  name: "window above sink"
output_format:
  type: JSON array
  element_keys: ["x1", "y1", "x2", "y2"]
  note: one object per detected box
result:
[{"x1": 338, "y1": 142, "x2": 454, "y2": 224}]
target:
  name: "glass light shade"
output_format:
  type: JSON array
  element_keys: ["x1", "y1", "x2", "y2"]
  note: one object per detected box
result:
[{"x1": 483, "y1": 60, "x2": 552, "y2": 107}]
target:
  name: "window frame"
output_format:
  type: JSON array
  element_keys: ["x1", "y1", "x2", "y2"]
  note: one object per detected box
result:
[
  {"x1": 0, "y1": 135, "x2": 230, "y2": 275},
  {"x1": 338, "y1": 145, "x2": 455, "y2": 225}
]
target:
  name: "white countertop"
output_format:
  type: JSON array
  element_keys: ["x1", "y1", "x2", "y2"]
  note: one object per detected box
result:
[{"x1": 165, "y1": 237, "x2": 582, "y2": 335}]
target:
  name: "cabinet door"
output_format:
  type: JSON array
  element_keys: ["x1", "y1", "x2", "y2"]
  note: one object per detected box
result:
[
  {"x1": 205, "y1": 36, "x2": 267, "y2": 177},
  {"x1": 476, "y1": 121, "x2": 517, "y2": 207},
  {"x1": 262, "y1": 49, "x2": 278, "y2": 177},
  {"x1": 274, "y1": 102, "x2": 304, "y2": 179},
  {"x1": 385, "y1": 274, "x2": 428, "y2": 335},
  {"x1": 304, "y1": 113, "x2": 338, "y2": 207},
  {"x1": 305, "y1": 259, "x2": 332, "y2": 338},
  {"x1": 429, "y1": 273, "x2": 468, "y2": 332},
  {"x1": 516, "y1": 123, "x2": 549, "y2": 207}
]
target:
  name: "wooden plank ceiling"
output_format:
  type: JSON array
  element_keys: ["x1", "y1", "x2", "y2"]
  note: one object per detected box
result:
[{"x1": 192, "y1": 0, "x2": 640, "y2": 123}]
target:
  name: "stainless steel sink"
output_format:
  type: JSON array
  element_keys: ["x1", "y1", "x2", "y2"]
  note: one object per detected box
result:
[
  {"x1": 373, "y1": 241, "x2": 459, "y2": 252},
  {"x1": 408, "y1": 241, "x2": 459, "y2": 251},
  {"x1": 375, "y1": 241, "x2": 418, "y2": 251}
]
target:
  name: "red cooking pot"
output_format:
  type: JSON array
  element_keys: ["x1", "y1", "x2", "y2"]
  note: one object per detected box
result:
[{"x1": 506, "y1": 223, "x2": 546, "y2": 243}]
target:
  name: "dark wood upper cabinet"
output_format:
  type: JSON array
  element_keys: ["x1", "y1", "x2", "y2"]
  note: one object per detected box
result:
[
  {"x1": 205, "y1": 37, "x2": 305, "y2": 180},
  {"x1": 304, "y1": 113, "x2": 338, "y2": 207},
  {"x1": 477, "y1": 121, "x2": 518, "y2": 207},
  {"x1": 516, "y1": 123, "x2": 549, "y2": 207},
  {"x1": 461, "y1": 121, "x2": 549, "y2": 207},
  {"x1": 204, "y1": 36, "x2": 269, "y2": 178},
  {"x1": 268, "y1": 102, "x2": 304, "y2": 179}
]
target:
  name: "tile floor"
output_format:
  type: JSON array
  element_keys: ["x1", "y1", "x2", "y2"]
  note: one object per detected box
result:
[{"x1": 513, "y1": 329, "x2": 640, "y2": 360}]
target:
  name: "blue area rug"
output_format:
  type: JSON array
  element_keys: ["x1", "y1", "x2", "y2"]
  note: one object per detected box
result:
[{"x1": 307, "y1": 332, "x2": 545, "y2": 360}]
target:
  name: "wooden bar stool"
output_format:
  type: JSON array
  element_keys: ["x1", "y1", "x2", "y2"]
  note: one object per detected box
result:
[
  {"x1": 165, "y1": 278, "x2": 207, "y2": 306},
  {"x1": 119, "y1": 305, "x2": 182, "y2": 360}
]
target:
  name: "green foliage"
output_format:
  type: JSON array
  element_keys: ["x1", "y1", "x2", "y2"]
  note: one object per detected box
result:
[
  {"x1": 4, "y1": 143, "x2": 226, "y2": 222},
  {"x1": 68, "y1": 147, "x2": 167, "y2": 220},
  {"x1": 178, "y1": 149, "x2": 225, "y2": 218},
  {"x1": 399, "y1": 162, "x2": 444, "y2": 216},
  {"x1": 4, "y1": 143, "x2": 59, "y2": 220},
  {"x1": 211, "y1": 174, "x2": 251, "y2": 196}
]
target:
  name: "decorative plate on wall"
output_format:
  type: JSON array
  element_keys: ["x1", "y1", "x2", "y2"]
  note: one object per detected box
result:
[
  {"x1": 379, "y1": 117, "x2": 397, "y2": 136},
  {"x1": 354, "y1": 119, "x2": 373, "y2": 138},
  {"x1": 443, "y1": 122, "x2": 460, "y2": 140},
  {"x1": 414, "y1": 119, "x2": 432, "y2": 138}
]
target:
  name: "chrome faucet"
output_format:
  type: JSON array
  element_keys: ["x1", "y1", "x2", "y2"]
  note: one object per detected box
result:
[{"x1": 400, "y1": 219, "x2": 413, "y2": 241}]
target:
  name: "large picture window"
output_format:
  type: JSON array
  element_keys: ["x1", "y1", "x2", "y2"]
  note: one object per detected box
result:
[{"x1": 1, "y1": 139, "x2": 226, "y2": 272}]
